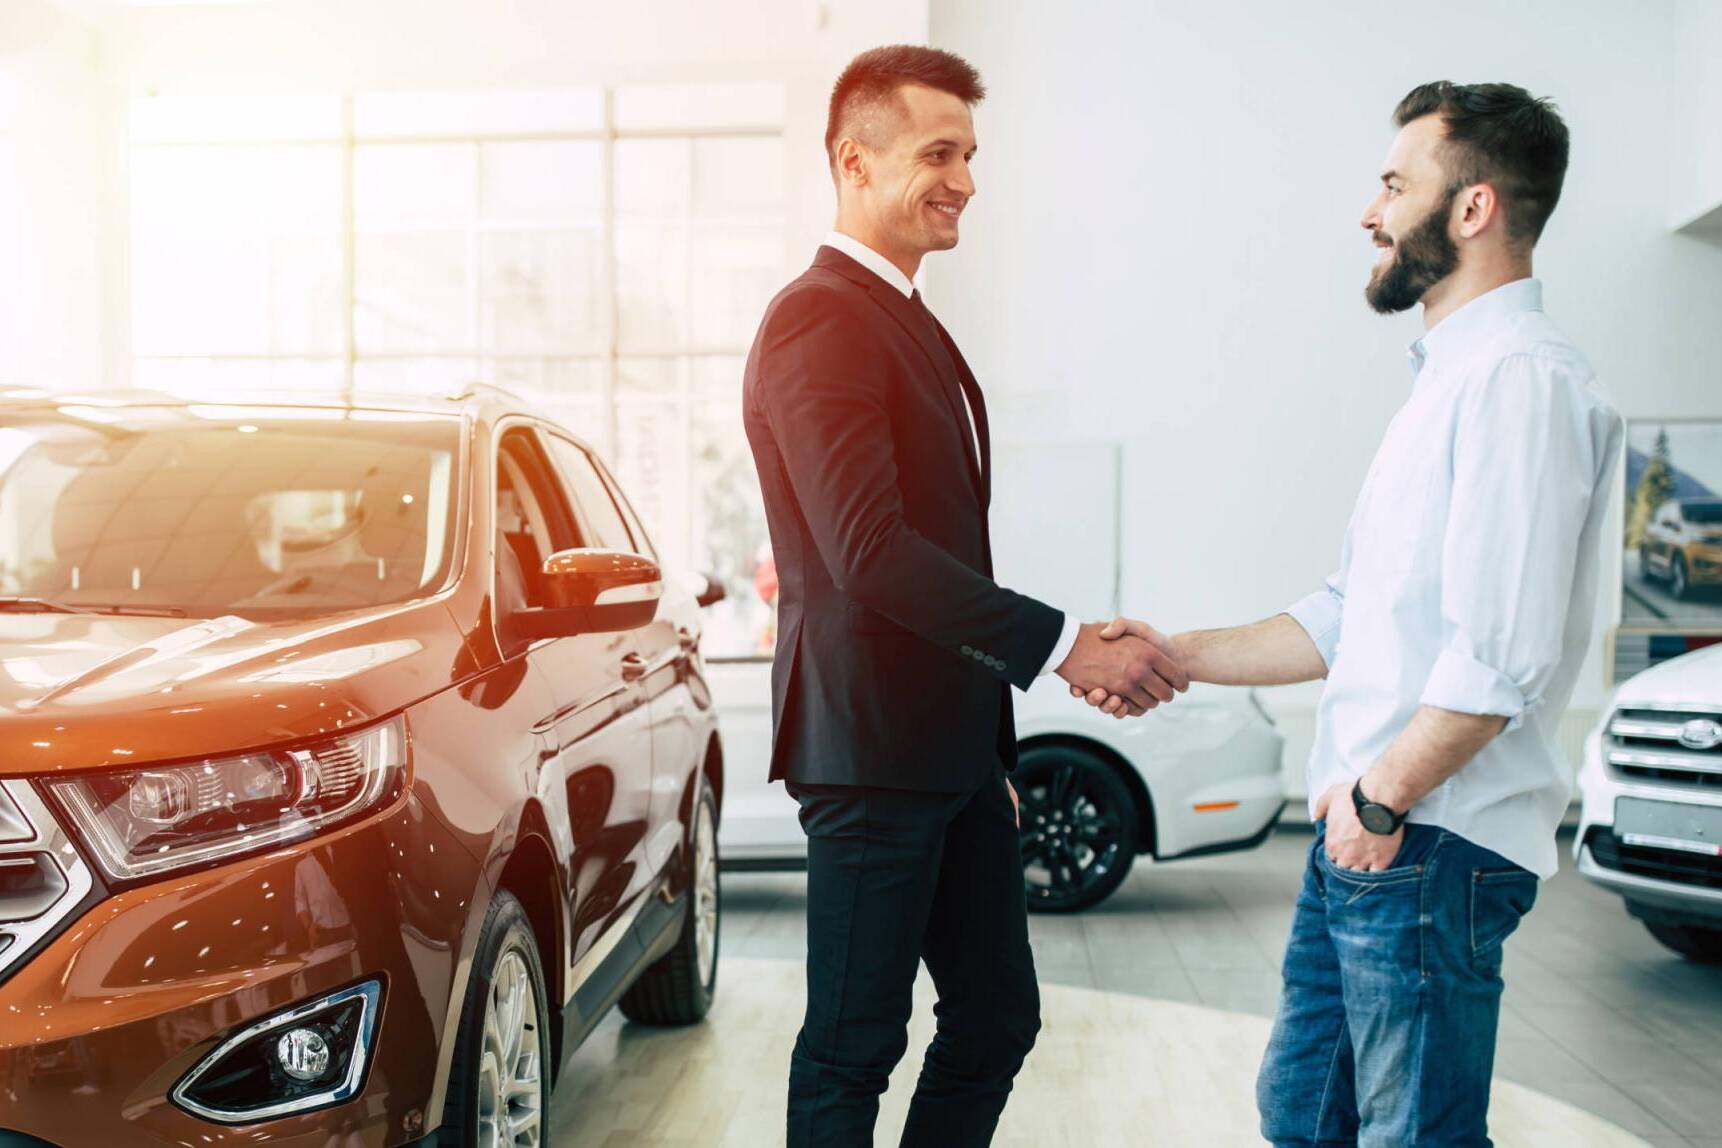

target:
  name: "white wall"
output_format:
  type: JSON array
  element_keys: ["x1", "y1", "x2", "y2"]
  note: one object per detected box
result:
[
  {"x1": 1671, "y1": 0, "x2": 1722, "y2": 231},
  {"x1": 0, "y1": 0, "x2": 121, "y2": 388},
  {"x1": 928, "y1": 0, "x2": 1722, "y2": 797}
]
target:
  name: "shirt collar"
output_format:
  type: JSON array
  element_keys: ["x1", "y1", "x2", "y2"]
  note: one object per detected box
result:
[
  {"x1": 1407, "y1": 277, "x2": 1543, "y2": 378},
  {"x1": 822, "y1": 230, "x2": 916, "y2": 299}
]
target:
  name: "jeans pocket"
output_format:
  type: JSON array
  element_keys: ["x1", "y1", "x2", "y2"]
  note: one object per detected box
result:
[{"x1": 1470, "y1": 866, "x2": 1538, "y2": 971}]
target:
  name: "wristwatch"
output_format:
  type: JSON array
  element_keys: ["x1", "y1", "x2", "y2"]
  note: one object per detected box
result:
[{"x1": 1351, "y1": 779, "x2": 1406, "y2": 836}]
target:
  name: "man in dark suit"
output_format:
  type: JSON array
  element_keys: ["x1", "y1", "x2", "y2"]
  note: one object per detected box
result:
[{"x1": 742, "y1": 45, "x2": 1187, "y2": 1148}]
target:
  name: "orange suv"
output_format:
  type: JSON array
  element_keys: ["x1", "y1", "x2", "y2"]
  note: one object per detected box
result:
[{"x1": 0, "y1": 386, "x2": 724, "y2": 1146}]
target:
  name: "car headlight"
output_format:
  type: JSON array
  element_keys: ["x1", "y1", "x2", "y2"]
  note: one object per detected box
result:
[{"x1": 42, "y1": 715, "x2": 408, "y2": 883}]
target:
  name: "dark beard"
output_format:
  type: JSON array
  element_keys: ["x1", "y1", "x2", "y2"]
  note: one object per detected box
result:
[{"x1": 1365, "y1": 189, "x2": 1460, "y2": 314}]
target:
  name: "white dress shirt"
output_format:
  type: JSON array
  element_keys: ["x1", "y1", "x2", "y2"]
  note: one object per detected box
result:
[
  {"x1": 1284, "y1": 278, "x2": 1622, "y2": 878},
  {"x1": 822, "y1": 230, "x2": 1080, "y2": 677}
]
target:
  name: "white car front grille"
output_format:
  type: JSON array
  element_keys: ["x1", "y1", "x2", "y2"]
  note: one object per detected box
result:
[{"x1": 1607, "y1": 704, "x2": 1722, "y2": 790}]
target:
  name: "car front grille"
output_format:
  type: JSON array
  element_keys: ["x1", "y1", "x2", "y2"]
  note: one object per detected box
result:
[
  {"x1": 1586, "y1": 825, "x2": 1722, "y2": 890},
  {"x1": 0, "y1": 780, "x2": 96, "y2": 984},
  {"x1": 1606, "y1": 705, "x2": 1722, "y2": 790}
]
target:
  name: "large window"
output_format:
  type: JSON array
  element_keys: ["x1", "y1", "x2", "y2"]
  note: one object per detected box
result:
[
  {"x1": 0, "y1": 71, "x2": 19, "y2": 384},
  {"x1": 129, "y1": 86, "x2": 785, "y2": 656}
]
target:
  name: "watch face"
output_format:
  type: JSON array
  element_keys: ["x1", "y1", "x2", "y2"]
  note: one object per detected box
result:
[{"x1": 1359, "y1": 805, "x2": 1398, "y2": 835}]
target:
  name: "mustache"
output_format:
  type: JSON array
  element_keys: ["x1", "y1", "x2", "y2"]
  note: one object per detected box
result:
[{"x1": 1372, "y1": 231, "x2": 1394, "y2": 248}]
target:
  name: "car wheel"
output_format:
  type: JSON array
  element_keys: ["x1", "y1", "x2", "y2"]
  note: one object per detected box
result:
[
  {"x1": 1671, "y1": 554, "x2": 1691, "y2": 600},
  {"x1": 619, "y1": 785, "x2": 720, "y2": 1025},
  {"x1": 1639, "y1": 545, "x2": 1657, "y2": 582},
  {"x1": 1645, "y1": 921, "x2": 1722, "y2": 963},
  {"x1": 1015, "y1": 744, "x2": 1138, "y2": 913},
  {"x1": 439, "y1": 889, "x2": 549, "y2": 1148}
]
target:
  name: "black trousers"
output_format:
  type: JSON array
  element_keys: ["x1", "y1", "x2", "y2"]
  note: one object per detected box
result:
[{"x1": 786, "y1": 768, "x2": 1041, "y2": 1148}]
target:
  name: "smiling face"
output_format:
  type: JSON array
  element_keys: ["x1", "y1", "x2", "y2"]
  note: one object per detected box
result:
[
  {"x1": 1360, "y1": 113, "x2": 1462, "y2": 314},
  {"x1": 834, "y1": 82, "x2": 977, "y2": 272}
]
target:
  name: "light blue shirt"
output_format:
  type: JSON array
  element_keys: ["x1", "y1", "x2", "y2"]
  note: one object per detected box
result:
[{"x1": 1285, "y1": 278, "x2": 1623, "y2": 878}]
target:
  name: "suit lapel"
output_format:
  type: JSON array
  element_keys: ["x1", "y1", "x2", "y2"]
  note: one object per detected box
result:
[
  {"x1": 928, "y1": 315, "x2": 992, "y2": 509},
  {"x1": 812, "y1": 248, "x2": 985, "y2": 501}
]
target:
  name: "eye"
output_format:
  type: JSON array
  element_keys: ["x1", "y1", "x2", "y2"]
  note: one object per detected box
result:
[{"x1": 927, "y1": 150, "x2": 946, "y2": 163}]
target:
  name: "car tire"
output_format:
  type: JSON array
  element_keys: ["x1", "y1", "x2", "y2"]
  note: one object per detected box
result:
[
  {"x1": 619, "y1": 786, "x2": 720, "y2": 1026},
  {"x1": 439, "y1": 889, "x2": 551, "y2": 1148},
  {"x1": 1014, "y1": 743, "x2": 1139, "y2": 914},
  {"x1": 1645, "y1": 920, "x2": 1722, "y2": 963},
  {"x1": 1671, "y1": 554, "x2": 1691, "y2": 600},
  {"x1": 1639, "y1": 545, "x2": 1657, "y2": 583}
]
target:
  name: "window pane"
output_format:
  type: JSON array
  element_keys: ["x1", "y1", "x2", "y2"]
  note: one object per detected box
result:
[
  {"x1": 691, "y1": 224, "x2": 782, "y2": 348},
  {"x1": 615, "y1": 223, "x2": 688, "y2": 351},
  {"x1": 356, "y1": 231, "x2": 472, "y2": 352},
  {"x1": 132, "y1": 358, "x2": 345, "y2": 397},
  {"x1": 131, "y1": 145, "x2": 343, "y2": 356},
  {"x1": 481, "y1": 141, "x2": 603, "y2": 222},
  {"x1": 613, "y1": 398, "x2": 685, "y2": 572},
  {"x1": 355, "y1": 144, "x2": 476, "y2": 228},
  {"x1": 479, "y1": 229, "x2": 606, "y2": 353},
  {"x1": 617, "y1": 357, "x2": 680, "y2": 395},
  {"x1": 692, "y1": 400, "x2": 774, "y2": 658},
  {"x1": 614, "y1": 83, "x2": 784, "y2": 131},
  {"x1": 694, "y1": 138, "x2": 784, "y2": 218},
  {"x1": 131, "y1": 94, "x2": 342, "y2": 144},
  {"x1": 690, "y1": 355, "x2": 744, "y2": 400},
  {"x1": 353, "y1": 358, "x2": 479, "y2": 397},
  {"x1": 355, "y1": 89, "x2": 603, "y2": 138},
  {"x1": 615, "y1": 139, "x2": 690, "y2": 218},
  {"x1": 487, "y1": 359, "x2": 608, "y2": 449},
  {"x1": 544, "y1": 436, "x2": 633, "y2": 552}
]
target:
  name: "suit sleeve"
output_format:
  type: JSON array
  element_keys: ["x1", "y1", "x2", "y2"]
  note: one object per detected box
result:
[{"x1": 755, "y1": 286, "x2": 1063, "y2": 690}]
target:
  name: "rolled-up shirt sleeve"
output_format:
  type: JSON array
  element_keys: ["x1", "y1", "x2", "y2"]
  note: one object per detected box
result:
[
  {"x1": 1284, "y1": 572, "x2": 1346, "y2": 669},
  {"x1": 1419, "y1": 354, "x2": 1604, "y2": 732}
]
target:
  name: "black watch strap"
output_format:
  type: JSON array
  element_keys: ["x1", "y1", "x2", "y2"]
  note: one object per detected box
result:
[{"x1": 1351, "y1": 779, "x2": 1406, "y2": 835}]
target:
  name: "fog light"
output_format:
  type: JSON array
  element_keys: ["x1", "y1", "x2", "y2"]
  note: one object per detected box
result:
[
  {"x1": 172, "y1": 979, "x2": 381, "y2": 1124},
  {"x1": 276, "y1": 1026, "x2": 332, "y2": 1082}
]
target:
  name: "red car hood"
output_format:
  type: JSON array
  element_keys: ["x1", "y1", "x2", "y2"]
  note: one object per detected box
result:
[{"x1": 0, "y1": 601, "x2": 470, "y2": 776}]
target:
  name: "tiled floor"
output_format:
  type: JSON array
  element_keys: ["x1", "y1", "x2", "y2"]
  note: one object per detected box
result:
[{"x1": 720, "y1": 827, "x2": 1722, "y2": 1148}]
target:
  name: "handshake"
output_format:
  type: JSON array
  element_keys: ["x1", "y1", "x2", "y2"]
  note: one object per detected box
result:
[{"x1": 1055, "y1": 618, "x2": 1189, "y2": 719}]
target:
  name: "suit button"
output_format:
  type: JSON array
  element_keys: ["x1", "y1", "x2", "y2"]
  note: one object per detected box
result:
[
  {"x1": 998, "y1": 660, "x2": 1008, "y2": 672},
  {"x1": 960, "y1": 645, "x2": 974, "y2": 656},
  {"x1": 972, "y1": 650, "x2": 985, "y2": 661}
]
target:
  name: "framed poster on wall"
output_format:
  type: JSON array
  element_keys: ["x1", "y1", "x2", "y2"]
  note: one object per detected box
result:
[{"x1": 1614, "y1": 417, "x2": 1722, "y2": 683}]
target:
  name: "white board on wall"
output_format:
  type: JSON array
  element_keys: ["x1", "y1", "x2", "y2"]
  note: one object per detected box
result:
[{"x1": 989, "y1": 440, "x2": 1121, "y2": 623}]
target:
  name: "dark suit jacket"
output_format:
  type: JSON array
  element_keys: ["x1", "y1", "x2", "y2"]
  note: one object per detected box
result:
[{"x1": 742, "y1": 246, "x2": 1064, "y2": 792}]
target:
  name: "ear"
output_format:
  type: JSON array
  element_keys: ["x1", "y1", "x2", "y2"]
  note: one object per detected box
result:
[
  {"x1": 834, "y1": 137, "x2": 869, "y2": 190},
  {"x1": 1455, "y1": 182, "x2": 1499, "y2": 240}
]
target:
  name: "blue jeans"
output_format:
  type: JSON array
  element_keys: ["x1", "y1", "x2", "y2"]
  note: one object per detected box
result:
[{"x1": 1256, "y1": 822, "x2": 1539, "y2": 1147}]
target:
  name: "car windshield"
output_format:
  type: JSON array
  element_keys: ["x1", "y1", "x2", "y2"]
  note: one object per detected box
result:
[
  {"x1": 1682, "y1": 500, "x2": 1722, "y2": 525},
  {"x1": 0, "y1": 404, "x2": 462, "y2": 619}
]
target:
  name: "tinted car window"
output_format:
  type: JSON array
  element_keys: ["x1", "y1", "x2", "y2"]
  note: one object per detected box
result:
[
  {"x1": 1682, "y1": 501, "x2": 1722, "y2": 525},
  {"x1": 0, "y1": 407, "x2": 459, "y2": 618},
  {"x1": 544, "y1": 434, "x2": 635, "y2": 553},
  {"x1": 496, "y1": 428, "x2": 577, "y2": 609}
]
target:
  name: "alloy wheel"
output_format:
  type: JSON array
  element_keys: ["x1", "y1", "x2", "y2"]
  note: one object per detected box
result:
[
  {"x1": 694, "y1": 797, "x2": 720, "y2": 987},
  {"x1": 477, "y1": 948, "x2": 543, "y2": 1148},
  {"x1": 1017, "y1": 762, "x2": 1126, "y2": 906}
]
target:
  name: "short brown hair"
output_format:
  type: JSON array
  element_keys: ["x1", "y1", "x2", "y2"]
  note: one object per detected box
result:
[
  {"x1": 825, "y1": 45, "x2": 986, "y2": 167},
  {"x1": 1394, "y1": 81, "x2": 1570, "y2": 246}
]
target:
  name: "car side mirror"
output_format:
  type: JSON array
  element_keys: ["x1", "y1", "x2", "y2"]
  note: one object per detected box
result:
[
  {"x1": 507, "y1": 548, "x2": 663, "y2": 641},
  {"x1": 695, "y1": 571, "x2": 727, "y2": 609}
]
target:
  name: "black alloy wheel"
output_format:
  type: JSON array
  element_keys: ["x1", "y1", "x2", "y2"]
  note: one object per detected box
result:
[
  {"x1": 1671, "y1": 554, "x2": 1692, "y2": 600},
  {"x1": 1014, "y1": 744, "x2": 1139, "y2": 913}
]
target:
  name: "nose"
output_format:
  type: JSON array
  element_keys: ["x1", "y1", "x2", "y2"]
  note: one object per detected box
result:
[
  {"x1": 1360, "y1": 193, "x2": 1384, "y2": 232},
  {"x1": 950, "y1": 158, "x2": 976, "y2": 200}
]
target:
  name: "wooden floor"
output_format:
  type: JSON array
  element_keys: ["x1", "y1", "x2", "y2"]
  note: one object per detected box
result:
[{"x1": 548, "y1": 957, "x2": 1650, "y2": 1147}]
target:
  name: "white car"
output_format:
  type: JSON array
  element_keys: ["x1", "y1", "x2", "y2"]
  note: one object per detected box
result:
[
  {"x1": 1576, "y1": 642, "x2": 1722, "y2": 961},
  {"x1": 708, "y1": 662, "x2": 1286, "y2": 911}
]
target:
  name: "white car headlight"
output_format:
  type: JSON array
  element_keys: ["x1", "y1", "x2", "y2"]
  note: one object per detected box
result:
[{"x1": 43, "y1": 716, "x2": 408, "y2": 883}]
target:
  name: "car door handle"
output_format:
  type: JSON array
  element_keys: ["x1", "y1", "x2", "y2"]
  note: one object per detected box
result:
[{"x1": 620, "y1": 652, "x2": 647, "y2": 681}]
